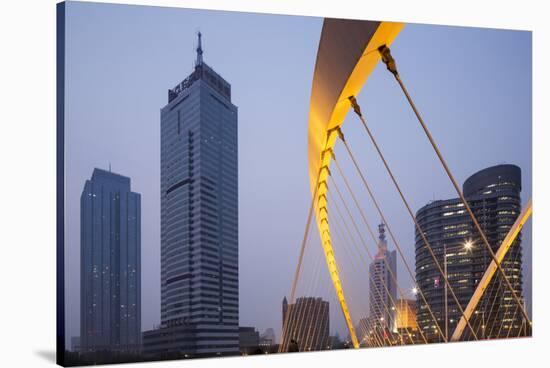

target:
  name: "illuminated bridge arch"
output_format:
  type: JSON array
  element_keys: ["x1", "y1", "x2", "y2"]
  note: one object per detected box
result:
[{"x1": 307, "y1": 19, "x2": 404, "y2": 348}]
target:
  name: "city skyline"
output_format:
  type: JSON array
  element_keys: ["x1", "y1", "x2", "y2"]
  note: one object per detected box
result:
[{"x1": 63, "y1": 2, "x2": 532, "y2": 348}]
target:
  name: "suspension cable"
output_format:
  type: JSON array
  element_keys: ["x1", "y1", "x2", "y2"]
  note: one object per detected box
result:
[
  {"x1": 329, "y1": 189, "x2": 406, "y2": 346},
  {"x1": 292, "y1": 241, "x2": 322, "y2": 352},
  {"x1": 283, "y1": 194, "x2": 329, "y2": 352},
  {"x1": 331, "y1": 167, "x2": 437, "y2": 343},
  {"x1": 305, "y1": 248, "x2": 333, "y2": 351},
  {"x1": 376, "y1": 44, "x2": 530, "y2": 326},
  {"x1": 496, "y1": 240, "x2": 525, "y2": 339},
  {"x1": 329, "y1": 178, "x2": 422, "y2": 345},
  {"x1": 333, "y1": 144, "x2": 448, "y2": 342},
  {"x1": 481, "y1": 239, "x2": 521, "y2": 339},
  {"x1": 279, "y1": 166, "x2": 322, "y2": 352},
  {"x1": 332, "y1": 154, "x2": 435, "y2": 343},
  {"x1": 336, "y1": 127, "x2": 477, "y2": 340},
  {"x1": 330, "y1": 215, "x2": 389, "y2": 346},
  {"x1": 300, "y1": 244, "x2": 325, "y2": 351}
]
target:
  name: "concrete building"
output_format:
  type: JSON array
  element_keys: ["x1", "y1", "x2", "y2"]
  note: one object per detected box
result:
[
  {"x1": 281, "y1": 297, "x2": 329, "y2": 351},
  {"x1": 415, "y1": 164, "x2": 528, "y2": 342},
  {"x1": 80, "y1": 168, "x2": 141, "y2": 352},
  {"x1": 143, "y1": 32, "x2": 239, "y2": 358}
]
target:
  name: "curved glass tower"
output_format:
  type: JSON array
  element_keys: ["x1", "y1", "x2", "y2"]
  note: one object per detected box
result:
[{"x1": 415, "y1": 164, "x2": 527, "y2": 342}]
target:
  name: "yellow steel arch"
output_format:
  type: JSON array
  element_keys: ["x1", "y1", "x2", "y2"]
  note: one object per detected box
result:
[{"x1": 307, "y1": 19, "x2": 404, "y2": 349}]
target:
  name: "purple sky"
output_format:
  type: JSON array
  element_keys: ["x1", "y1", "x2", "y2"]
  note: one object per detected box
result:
[{"x1": 63, "y1": 1, "x2": 532, "y2": 347}]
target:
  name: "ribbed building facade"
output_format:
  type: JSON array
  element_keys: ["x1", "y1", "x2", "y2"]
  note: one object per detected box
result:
[
  {"x1": 415, "y1": 164, "x2": 528, "y2": 342},
  {"x1": 282, "y1": 297, "x2": 330, "y2": 351},
  {"x1": 80, "y1": 168, "x2": 141, "y2": 352},
  {"x1": 143, "y1": 33, "x2": 239, "y2": 358}
]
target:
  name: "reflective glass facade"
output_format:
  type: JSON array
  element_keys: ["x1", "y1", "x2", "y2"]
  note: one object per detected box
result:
[
  {"x1": 153, "y1": 57, "x2": 239, "y2": 356},
  {"x1": 415, "y1": 165, "x2": 528, "y2": 341},
  {"x1": 80, "y1": 169, "x2": 141, "y2": 352}
]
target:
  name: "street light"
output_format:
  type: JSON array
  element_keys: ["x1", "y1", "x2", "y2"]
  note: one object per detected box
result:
[{"x1": 464, "y1": 240, "x2": 473, "y2": 251}]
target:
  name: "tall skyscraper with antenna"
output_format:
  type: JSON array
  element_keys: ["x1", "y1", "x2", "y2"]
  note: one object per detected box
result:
[{"x1": 143, "y1": 33, "x2": 239, "y2": 358}]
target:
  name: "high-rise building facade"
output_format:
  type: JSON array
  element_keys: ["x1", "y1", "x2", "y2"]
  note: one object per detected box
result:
[
  {"x1": 281, "y1": 297, "x2": 330, "y2": 351},
  {"x1": 415, "y1": 164, "x2": 528, "y2": 342},
  {"x1": 80, "y1": 168, "x2": 141, "y2": 352},
  {"x1": 144, "y1": 33, "x2": 239, "y2": 357},
  {"x1": 368, "y1": 223, "x2": 397, "y2": 333}
]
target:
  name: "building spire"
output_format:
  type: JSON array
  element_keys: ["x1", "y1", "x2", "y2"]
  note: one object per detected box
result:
[
  {"x1": 378, "y1": 221, "x2": 386, "y2": 243},
  {"x1": 377, "y1": 221, "x2": 387, "y2": 256},
  {"x1": 195, "y1": 31, "x2": 203, "y2": 67}
]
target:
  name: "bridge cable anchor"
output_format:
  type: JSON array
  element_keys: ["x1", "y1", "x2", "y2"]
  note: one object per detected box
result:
[
  {"x1": 348, "y1": 96, "x2": 362, "y2": 117},
  {"x1": 335, "y1": 126, "x2": 346, "y2": 143},
  {"x1": 378, "y1": 44, "x2": 399, "y2": 77}
]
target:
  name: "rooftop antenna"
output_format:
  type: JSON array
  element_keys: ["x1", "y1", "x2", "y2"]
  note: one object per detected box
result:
[
  {"x1": 195, "y1": 31, "x2": 203, "y2": 67},
  {"x1": 377, "y1": 220, "x2": 387, "y2": 255},
  {"x1": 378, "y1": 220, "x2": 386, "y2": 243},
  {"x1": 109, "y1": 162, "x2": 111, "y2": 172}
]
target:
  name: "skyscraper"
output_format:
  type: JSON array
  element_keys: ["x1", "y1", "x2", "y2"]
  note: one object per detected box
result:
[
  {"x1": 368, "y1": 222, "x2": 397, "y2": 334},
  {"x1": 281, "y1": 297, "x2": 330, "y2": 351},
  {"x1": 415, "y1": 164, "x2": 528, "y2": 342},
  {"x1": 143, "y1": 33, "x2": 239, "y2": 357},
  {"x1": 80, "y1": 168, "x2": 141, "y2": 352}
]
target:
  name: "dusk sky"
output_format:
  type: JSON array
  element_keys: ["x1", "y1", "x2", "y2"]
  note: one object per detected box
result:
[{"x1": 63, "y1": 1, "x2": 532, "y2": 347}]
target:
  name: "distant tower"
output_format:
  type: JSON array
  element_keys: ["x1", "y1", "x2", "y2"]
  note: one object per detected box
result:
[
  {"x1": 368, "y1": 221, "x2": 397, "y2": 334},
  {"x1": 80, "y1": 168, "x2": 141, "y2": 352}
]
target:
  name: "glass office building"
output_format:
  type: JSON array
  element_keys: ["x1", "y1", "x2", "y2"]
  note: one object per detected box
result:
[
  {"x1": 80, "y1": 168, "x2": 141, "y2": 352},
  {"x1": 143, "y1": 33, "x2": 239, "y2": 357},
  {"x1": 415, "y1": 164, "x2": 528, "y2": 342}
]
